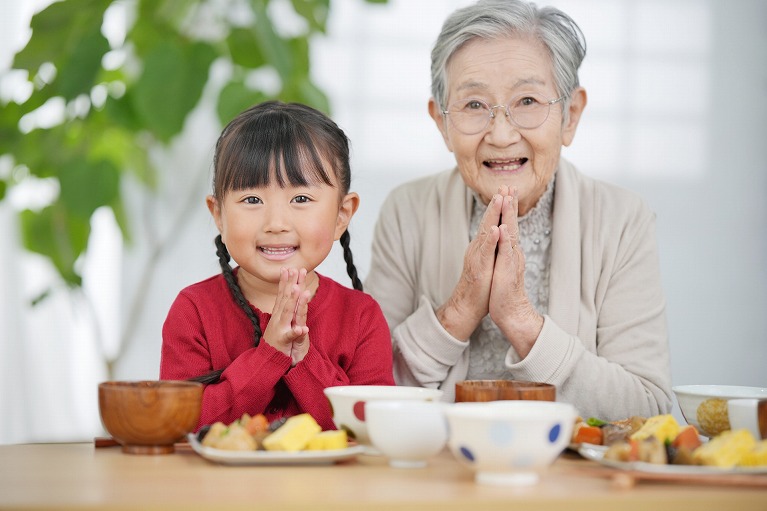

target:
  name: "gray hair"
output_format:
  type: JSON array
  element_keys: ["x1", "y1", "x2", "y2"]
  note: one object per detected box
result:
[{"x1": 431, "y1": 0, "x2": 586, "y2": 113}]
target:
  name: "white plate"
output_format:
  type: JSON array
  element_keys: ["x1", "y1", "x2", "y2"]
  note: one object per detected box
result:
[
  {"x1": 187, "y1": 433, "x2": 364, "y2": 465},
  {"x1": 568, "y1": 442, "x2": 607, "y2": 453},
  {"x1": 578, "y1": 445, "x2": 767, "y2": 475}
]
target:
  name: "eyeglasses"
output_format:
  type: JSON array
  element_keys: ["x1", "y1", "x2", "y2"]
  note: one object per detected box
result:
[{"x1": 441, "y1": 93, "x2": 567, "y2": 135}]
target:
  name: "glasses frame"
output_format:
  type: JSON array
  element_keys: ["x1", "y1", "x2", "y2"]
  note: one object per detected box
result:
[{"x1": 441, "y1": 94, "x2": 568, "y2": 135}]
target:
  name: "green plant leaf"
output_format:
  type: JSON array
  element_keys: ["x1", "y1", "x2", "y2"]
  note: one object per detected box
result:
[
  {"x1": 297, "y1": 79, "x2": 330, "y2": 113},
  {"x1": 20, "y1": 203, "x2": 88, "y2": 286},
  {"x1": 131, "y1": 40, "x2": 217, "y2": 142},
  {"x1": 216, "y1": 80, "x2": 269, "y2": 126},
  {"x1": 290, "y1": 0, "x2": 330, "y2": 34},
  {"x1": 13, "y1": 0, "x2": 111, "y2": 74},
  {"x1": 281, "y1": 77, "x2": 329, "y2": 113},
  {"x1": 0, "y1": 102, "x2": 23, "y2": 155},
  {"x1": 12, "y1": 125, "x2": 70, "y2": 178},
  {"x1": 0, "y1": 180, "x2": 6, "y2": 201},
  {"x1": 54, "y1": 29, "x2": 111, "y2": 100},
  {"x1": 109, "y1": 200, "x2": 131, "y2": 245},
  {"x1": 227, "y1": 28, "x2": 266, "y2": 69},
  {"x1": 89, "y1": 120, "x2": 155, "y2": 188},
  {"x1": 58, "y1": 158, "x2": 120, "y2": 220},
  {"x1": 253, "y1": 2, "x2": 294, "y2": 80},
  {"x1": 287, "y1": 36, "x2": 310, "y2": 78},
  {"x1": 103, "y1": 93, "x2": 143, "y2": 133}
]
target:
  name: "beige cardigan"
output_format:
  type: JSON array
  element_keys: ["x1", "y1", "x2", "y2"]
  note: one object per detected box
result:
[{"x1": 365, "y1": 159, "x2": 672, "y2": 420}]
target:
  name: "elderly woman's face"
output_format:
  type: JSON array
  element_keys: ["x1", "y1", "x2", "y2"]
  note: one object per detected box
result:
[{"x1": 430, "y1": 36, "x2": 584, "y2": 214}]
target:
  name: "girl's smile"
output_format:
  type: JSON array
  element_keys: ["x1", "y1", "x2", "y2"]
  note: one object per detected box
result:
[{"x1": 259, "y1": 245, "x2": 298, "y2": 261}]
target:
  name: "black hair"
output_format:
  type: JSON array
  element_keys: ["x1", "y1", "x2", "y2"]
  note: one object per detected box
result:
[{"x1": 190, "y1": 101, "x2": 361, "y2": 385}]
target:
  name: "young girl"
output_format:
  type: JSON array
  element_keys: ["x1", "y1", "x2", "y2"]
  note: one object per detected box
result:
[{"x1": 160, "y1": 101, "x2": 394, "y2": 431}]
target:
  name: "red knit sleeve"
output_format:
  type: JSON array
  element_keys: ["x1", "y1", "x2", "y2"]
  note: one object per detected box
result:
[{"x1": 161, "y1": 290, "x2": 293, "y2": 428}]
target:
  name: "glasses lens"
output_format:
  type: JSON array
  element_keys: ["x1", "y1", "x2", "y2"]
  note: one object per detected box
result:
[
  {"x1": 508, "y1": 93, "x2": 552, "y2": 129},
  {"x1": 446, "y1": 99, "x2": 490, "y2": 135}
]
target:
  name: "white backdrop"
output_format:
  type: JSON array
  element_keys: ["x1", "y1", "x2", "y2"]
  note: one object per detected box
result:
[{"x1": 1, "y1": 0, "x2": 765, "y2": 443}]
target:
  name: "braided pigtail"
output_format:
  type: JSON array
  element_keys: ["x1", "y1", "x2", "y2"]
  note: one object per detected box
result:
[
  {"x1": 188, "y1": 235, "x2": 263, "y2": 385},
  {"x1": 215, "y1": 235, "x2": 263, "y2": 345},
  {"x1": 340, "y1": 230, "x2": 363, "y2": 291}
]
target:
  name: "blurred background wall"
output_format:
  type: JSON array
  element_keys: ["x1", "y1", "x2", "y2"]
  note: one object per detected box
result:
[{"x1": 1, "y1": 0, "x2": 765, "y2": 443}]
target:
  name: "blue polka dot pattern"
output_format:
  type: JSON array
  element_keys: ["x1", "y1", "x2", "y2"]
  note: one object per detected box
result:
[
  {"x1": 488, "y1": 421, "x2": 514, "y2": 445},
  {"x1": 548, "y1": 423, "x2": 561, "y2": 443},
  {"x1": 459, "y1": 446, "x2": 475, "y2": 462}
]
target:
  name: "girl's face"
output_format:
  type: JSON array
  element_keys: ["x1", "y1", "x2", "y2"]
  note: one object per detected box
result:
[
  {"x1": 428, "y1": 35, "x2": 586, "y2": 215},
  {"x1": 207, "y1": 159, "x2": 359, "y2": 293}
]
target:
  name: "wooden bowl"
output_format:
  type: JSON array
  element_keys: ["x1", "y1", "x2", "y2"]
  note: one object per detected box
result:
[
  {"x1": 455, "y1": 380, "x2": 556, "y2": 403},
  {"x1": 98, "y1": 380, "x2": 203, "y2": 454}
]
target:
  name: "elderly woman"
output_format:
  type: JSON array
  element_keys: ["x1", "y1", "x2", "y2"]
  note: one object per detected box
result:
[{"x1": 365, "y1": 0, "x2": 672, "y2": 420}]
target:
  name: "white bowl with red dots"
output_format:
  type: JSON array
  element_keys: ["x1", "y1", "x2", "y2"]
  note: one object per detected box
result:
[
  {"x1": 444, "y1": 401, "x2": 576, "y2": 486},
  {"x1": 323, "y1": 385, "x2": 443, "y2": 448}
]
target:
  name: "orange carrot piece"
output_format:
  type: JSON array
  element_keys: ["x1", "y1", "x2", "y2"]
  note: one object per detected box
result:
[
  {"x1": 244, "y1": 413, "x2": 270, "y2": 435},
  {"x1": 671, "y1": 425, "x2": 702, "y2": 451},
  {"x1": 573, "y1": 424, "x2": 604, "y2": 445}
]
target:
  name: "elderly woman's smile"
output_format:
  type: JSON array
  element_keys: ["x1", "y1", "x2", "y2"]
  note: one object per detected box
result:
[{"x1": 483, "y1": 158, "x2": 528, "y2": 172}]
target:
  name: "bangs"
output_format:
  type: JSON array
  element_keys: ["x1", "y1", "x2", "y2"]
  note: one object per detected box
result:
[{"x1": 216, "y1": 109, "x2": 334, "y2": 197}]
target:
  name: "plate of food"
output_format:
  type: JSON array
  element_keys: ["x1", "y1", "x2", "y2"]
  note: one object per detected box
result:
[
  {"x1": 578, "y1": 444, "x2": 767, "y2": 476},
  {"x1": 188, "y1": 434, "x2": 364, "y2": 465},
  {"x1": 188, "y1": 412, "x2": 364, "y2": 466},
  {"x1": 573, "y1": 413, "x2": 767, "y2": 482}
]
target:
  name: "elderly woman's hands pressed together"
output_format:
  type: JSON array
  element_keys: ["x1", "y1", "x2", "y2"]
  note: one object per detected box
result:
[{"x1": 438, "y1": 186, "x2": 542, "y2": 360}]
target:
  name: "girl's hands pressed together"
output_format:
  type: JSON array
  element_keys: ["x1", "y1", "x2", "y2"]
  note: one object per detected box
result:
[{"x1": 263, "y1": 267, "x2": 311, "y2": 366}]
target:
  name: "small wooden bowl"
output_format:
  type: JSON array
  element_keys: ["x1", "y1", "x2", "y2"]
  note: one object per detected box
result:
[
  {"x1": 455, "y1": 380, "x2": 556, "y2": 403},
  {"x1": 98, "y1": 380, "x2": 202, "y2": 455}
]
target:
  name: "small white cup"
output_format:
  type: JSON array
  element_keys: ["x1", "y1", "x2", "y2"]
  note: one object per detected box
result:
[
  {"x1": 366, "y1": 400, "x2": 448, "y2": 468},
  {"x1": 727, "y1": 398, "x2": 767, "y2": 439}
]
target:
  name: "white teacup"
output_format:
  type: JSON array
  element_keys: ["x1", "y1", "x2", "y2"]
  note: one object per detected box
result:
[
  {"x1": 366, "y1": 400, "x2": 448, "y2": 468},
  {"x1": 727, "y1": 398, "x2": 767, "y2": 439}
]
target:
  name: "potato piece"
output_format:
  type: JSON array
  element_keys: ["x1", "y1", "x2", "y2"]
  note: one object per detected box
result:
[
  {"x1": 636, "y1": 437, "x2": 667, "y2": 465},
  {"x1": 213, "y1": 423, "x2": 257, "y2": 451},
  {"x1": 201, "y1": 422, "x2": 228, "y2": 448},
  {"x1": 604, "y1": 441, "x2": 632, "y2": 462}
]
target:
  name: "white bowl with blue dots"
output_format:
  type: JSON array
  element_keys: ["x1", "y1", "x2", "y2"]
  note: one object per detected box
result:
[{"x1": 444, "y1": 401, "x2": 576, "y2": 486}]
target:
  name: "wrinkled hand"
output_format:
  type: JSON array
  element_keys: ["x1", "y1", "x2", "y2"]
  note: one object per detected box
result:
[
  {"x1": 263, "y1": 267, "x2": 311, "y2": 366},
  {"x1": 489, "y1": 186, "x2": 543, "y2": 358},
  {"x1": 436, "y1": 193, "x2": 504, "y2": 341}
]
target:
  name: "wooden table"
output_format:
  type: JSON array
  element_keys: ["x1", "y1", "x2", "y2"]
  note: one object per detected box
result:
[{"x1": 1, "y1": 442, "x2": 766, "y2": 511}]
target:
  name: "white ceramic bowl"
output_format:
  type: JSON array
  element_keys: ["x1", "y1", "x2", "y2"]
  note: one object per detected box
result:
[
  {"x1": 673, "y1": 385, "x2": 767, "y2": 437},
  {"x1": 366, "y1": 400, "x2": 448, "y2": 468},
  {"x1": 444, "y1": 401, "x2": 576, "y2": 486},
  {"x1": 323, "y1": 385, "x2": 444, "y2": 446}
]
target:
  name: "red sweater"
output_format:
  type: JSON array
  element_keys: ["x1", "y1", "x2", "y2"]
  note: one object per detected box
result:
[{"x1": 160, "y1": 272, "x2": 394, "y2": 430}]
